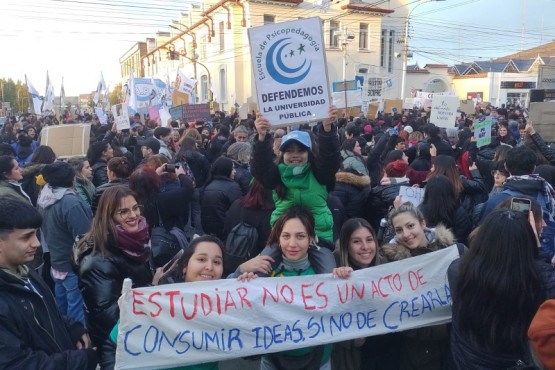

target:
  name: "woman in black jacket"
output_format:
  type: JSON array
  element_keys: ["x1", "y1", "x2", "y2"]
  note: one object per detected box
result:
[
  {"x1": 200, "y1": 156, "x2": 242, "y2": 240},
  {"x1": 420, "y1": 175, "x2": 471, "y2": 245},
  {"x1": 91, "y1": 156, "x2": 132, "y2": 214},
  {"x1": 87, "y1": 141, "x2": 114, "y2": 187},
  {"x1": 76, "y1": 186, "x2": 153, "y2": 363}
]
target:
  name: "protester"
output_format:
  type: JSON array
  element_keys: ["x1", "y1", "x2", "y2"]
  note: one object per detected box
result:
[
  {"x1": 153, "y1": 126, "x2": 174, "y2": 160},
  {"x1": 381, "y1": 203, "x2": 463, "y2": 370},
  {"x1": 200, "y1": 156, "x2": 242, "y2": 240},
  {"x1": 253, "y1": 106, "x2": 340, "y2": 244},
  {"x1": 448, "y1": 208, "x2": 547, "y2": 368},
  {"x1": 0, "y1": 197, "x2": 98, "y2": 369},
  {"x1": 87, "y1": 141, "x2": 114, "y2": 187},
  {"x1": 21, "y1": 145, "x2": 57, "y2": 206},
  {"x1": 0, "y1": 155, "x2": 31, "y2": 203},
  {"x1": 38, "y1": 161, "x2": 92, "y2": 325},
  {"x1": 76, "y1": 185, "x2": 153, "y2": 361},
  {"x1": 68, "y1": 156, "x2": 96, "y2": 207},
  {"x1": 92, "y1": 156, "x2": 132, "y2": 214}
]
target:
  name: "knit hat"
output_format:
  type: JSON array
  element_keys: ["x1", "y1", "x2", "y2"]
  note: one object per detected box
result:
[
  {"x1": 385, "y1": 160, "x2": 408, "y2": 177},
  {"x1": 529, "y1": 299, "x2": 555, "y2": 369},
  {"x1": 363, "y1": 124, "x2": 373, "y2": 134},
  {"x1": 41, "y1": 161, "x2": 75, "y2": 188},
  {"x1": 403, "y1": 126, "x2": 414, "y2": 134},
  {"x1": 227, "y1": 142, "x2": 252, "y2": 164}
]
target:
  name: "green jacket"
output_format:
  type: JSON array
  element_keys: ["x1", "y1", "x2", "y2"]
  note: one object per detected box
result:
[{"x1": 271, "y1": 163, "x2": 334, "y2": 241}]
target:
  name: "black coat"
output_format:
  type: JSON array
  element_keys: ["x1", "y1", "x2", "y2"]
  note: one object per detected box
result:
[
  {"x1": 78, "y1": 245, "x2": 153, "y2": 349},
  {"x1": 179, "y1": 149, "x2": 210, "y2": 188},
  {"x1": 223, "y1": 199, "x2": 273, "y2": 255},
  {"x1": 200, "y1": 176, "x2": 242, "y2": 240},
  {"x1": 366, "y1": 181, "x2": 409, "y2": 231},
  {"x1": 91, "y1": 159, "x2": 109, "y2": 187},
  {"x1": 331, "y1": 171, "x2": 371, "y2": 221},
  {"x1": 0, "y1": 268, "x2": 97, "y2": 369},
  {"x1": 233, "y1": 161, "x2": 253, "y2": 195}
]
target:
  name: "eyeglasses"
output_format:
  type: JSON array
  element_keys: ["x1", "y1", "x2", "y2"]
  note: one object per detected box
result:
[{"x1": 115, "y1": 204, "x2": 143, "y2": 220}]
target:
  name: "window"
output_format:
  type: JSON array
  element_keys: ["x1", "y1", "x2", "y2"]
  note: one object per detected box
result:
[
  {"x1": 219, "y1": 68, "x2": 227, "y2": 102},
  {"x1": 388, "y1": 30, "x2": 395, "y2": 73},
  {"x1": 219, "y1": 21, "x2": 225, "y2": 52},
  {"x1": 359, "y1": 23, "x2": 368, "y2": 50},
  {"x1": 264, "y1": 14, "x2": 275, "y2": 25},
  {"x1": 201, "y1": 75, "x2": 208, "y2": 102},
  {"x1": 329, "y1": 21, "x2": 339, "y2": 48},
  {"x1": 380, "y1": 30, "x2": 386, "y2": 67}
]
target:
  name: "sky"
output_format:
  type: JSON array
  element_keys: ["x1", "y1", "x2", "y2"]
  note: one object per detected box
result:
[{"x1": 1, "y1": 0, "x2": 554, "y2": 97}]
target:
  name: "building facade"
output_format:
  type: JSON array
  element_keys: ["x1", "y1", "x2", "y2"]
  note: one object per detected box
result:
[{"x1": 120, "y1": 0, "x2": 409, "y2": 112}]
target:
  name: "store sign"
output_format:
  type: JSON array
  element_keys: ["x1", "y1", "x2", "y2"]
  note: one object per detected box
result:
[
  {"x1": 500, "y1": 81, "x2": 536, "y2": 89},
  {"x1": 538, "y1": 65, "x2": 555, "y2": 90}
]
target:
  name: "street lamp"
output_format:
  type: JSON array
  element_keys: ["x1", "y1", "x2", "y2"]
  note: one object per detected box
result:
[
  {"x1": 338, "y1": 27, "x2": 355, "y2": 114},
  {"x1": 400, "y1": 0, "x2": 445, "y2": 99}
]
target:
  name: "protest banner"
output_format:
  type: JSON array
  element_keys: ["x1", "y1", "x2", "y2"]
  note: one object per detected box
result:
[
  {"x1": 169, "y1": 105, "x2": 184, "y2": 121},
  {"x1": 248, "y1": 17, "x2": 331, "y2": 127},
  {"x1": 112, "y1": 104, "x2": 131, "y2": 131},
  {"x1": 366, "y1": 77, "x2": 383, "y2": 98},
  {"x1": 367, "y1": 102, "x2": 379, "y2": 119},
  {"x1": 183, "y1": 104, "x2": 211, "y2": 123},
  {"x1": 459, "y1": 99, "x2": 475, "y2": 115},
  {"x1": 399, "y1": 186, "x2": 424, "y2": 208},
  {"x1": 430, "y1": 95, "x2": 458, "y2": 128},
  {"x1": 159, "y1": 106, "x2": 172, "y2": 127},
  {"x1": 415, "y1": 91, "x2": 434, "y2": 110},
  {"x1": 384, "y1": 99, "x2": 403, "y2": 114},
  {"x1": 403, "y1": 98, "x2": 415, "y2": 110},
  {"x1": 126, "y1": 78, "x2": 168, "y2": 114},
  {"x1": 530, "y1": 102, "x2": 555, "y2": 141},
  {"x1": 115, "y1": 246, "x2": 459, "y2": 369},
  {"x1": 332, "y1": 90, "x2": 362, "y2": 109},
  {"x1": 148, "y1": 106, "x2": 160, "y2": 122},
  {"x1": 41, "y1": 124, "x2": 91, "y2": 158},
  {"x1": 474, "y1": 119, "x2": 493, "y2": 148},
  {"x1": 94, "y1": 107, "x2": 108, "y2": 125}
]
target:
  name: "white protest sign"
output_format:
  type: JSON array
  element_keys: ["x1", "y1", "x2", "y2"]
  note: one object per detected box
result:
[
  {"x1": 112, "y1": 103, "x2": 131, "y2": 130},
  {"x1": 332, "y1": 89, "x2": 362, "y2": 109},
  {"x1": 94, "y1": 107, "x2": 108, "y2": 125},
  {"x1": 115, "y1": 246, "x2": 459, "y2": 369},
  {"x1": 399, "y1": 186, "x2": 424, "y2": 208},
  {"x1": 158, "y1": 106, "x2": 172, "y2": 128},
  {"x1": 415, "y1": 91, "x2": 434, "y2": 110},
  {"x1": 403, "y1": 98, "x2": 415, "y2": 110},
  {"x1": 474, "y1": 119, "x2": 492, "y2": 148},
  {"x1": 248, "y1": 17, "x2": 331, "y2": 127},
  {"x1": 430, "y1": 95, "x2": 458, "y2": 128}
]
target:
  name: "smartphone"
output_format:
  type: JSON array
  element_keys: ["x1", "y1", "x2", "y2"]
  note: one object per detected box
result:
[
  {"x1": 164, "y1": 164, "x2": 180, "y2": 173},
  {"x1": 163, "y1": 249, "x2": 184, "y2": 272},
  {"x1": 510, "y1": 197, "x2": 531, "y2": 214}
]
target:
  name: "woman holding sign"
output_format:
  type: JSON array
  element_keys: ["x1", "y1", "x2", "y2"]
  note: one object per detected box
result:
[
  {"x1": 259, "y1": 206, "x2": 332, "y2": 370},
  {"x1": 380, "y1": 203, "x2": 464, "y2": 370},
  {"x1": 331, "y1": 218, "x2": 400, "y2": 370}
]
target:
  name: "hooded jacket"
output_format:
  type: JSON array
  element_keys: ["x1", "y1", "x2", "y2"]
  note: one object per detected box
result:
[
  {"x1": 332, "y1": 171, "x2": 371, "y2": 220},
  {"x1": 38, "y1": 185, "x2": 93, "y2": 272},
  {"x1": 91, "y1": 159, "x2": 109, "y2": 187},
  {"x1": 0, "y1": 179, "x2": 31, "y2": 204},
  {"x1": 0, "y1": 266, "x2": 97, "y2": 369}
]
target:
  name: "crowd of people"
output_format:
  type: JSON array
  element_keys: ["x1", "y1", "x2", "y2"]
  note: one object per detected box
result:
[{"x1": 1, "y1": 101, "x2": 555, "y2": 370}]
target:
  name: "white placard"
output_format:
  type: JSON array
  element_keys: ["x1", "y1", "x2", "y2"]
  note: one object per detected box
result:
[
  {"x1": 158, "y1": 106, "x2": 172, "y2": 128},
  {"x1": 112, "y1": 103, "x2": 131, "y2": 131},
  {"x1": 95, "y1": 107, "x2": 108, "y2": 125},
  {"x1": 248, "y1": 17, "x2": 331, "y2": 127},
  {"x1": 430, "y1": 95, "x2": 459, "y2": 128},
  {"x1": 116, "y1": 246, "x2": 459, "y2": 369},
  {"x1": 399, "y1": 185, "x2": 424, "y2": 208}
]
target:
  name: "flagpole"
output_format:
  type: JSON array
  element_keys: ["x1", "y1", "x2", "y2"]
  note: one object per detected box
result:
[{"x1": 24, "y1": 75, "x2": 31, "y2": 114}]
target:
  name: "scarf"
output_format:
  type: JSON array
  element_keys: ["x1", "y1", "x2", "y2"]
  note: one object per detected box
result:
[
  {"x1": 273, "y1": 254, "x2": 311, "y2": 276},
  {"x1": 115, "y1": 217, "x2": 150, "y2": 263},
  {"x1": 505, "y1": 174, "x2": 555, "y2": 213}
]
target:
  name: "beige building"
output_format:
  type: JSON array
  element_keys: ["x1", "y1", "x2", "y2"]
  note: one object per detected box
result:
[
  {"x1": 119, "y1": 42, "x2": 148, "y2": 79},
  {"x1": 121, "y1": 0, "x2": 409, "y2": 112}
]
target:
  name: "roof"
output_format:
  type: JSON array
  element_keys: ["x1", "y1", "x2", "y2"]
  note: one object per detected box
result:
[
  {"x1": 474, "y1": 61, "x2": 509, "y2": 73},
  {"x1": 340, "y1": 1, "x2": 394, "y2": 14},
  {"x1": 423, "y1": 64, "x2": 448, "y2": 69},
  {"x1": 407, "y1": 64, "x2": 429, "y2": 73},
  {"x1": 511, "y1": 59, "x2": 535, "y2": 72},
  {"x1": 495, "y1": 40, "x2": 555, "y2": 61}
]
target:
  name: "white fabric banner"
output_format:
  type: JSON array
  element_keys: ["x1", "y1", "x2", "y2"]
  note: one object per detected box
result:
[
  {"x1": 248, "y1": 17, "x2": 331, "y2": 127},
  {"x1": 115, "y1": 246, "x2": 459, "y2": 369},
  {"x1": 176, "y1": 70, "x2": 197, "y2": 95}
]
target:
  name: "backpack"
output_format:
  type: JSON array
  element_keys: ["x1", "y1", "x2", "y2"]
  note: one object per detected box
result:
[{"x1": 224, "y1": 213, "x2": 258, "y2": 275}]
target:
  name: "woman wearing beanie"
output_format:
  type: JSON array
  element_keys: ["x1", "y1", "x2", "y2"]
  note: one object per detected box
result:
[{"x1": 37, "y1": 161, "x2": 92, "y2": 325}]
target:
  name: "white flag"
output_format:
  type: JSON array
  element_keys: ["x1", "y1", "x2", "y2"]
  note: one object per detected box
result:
[
  {"x1": 93, "y1": 72, "x2": 107, "y2": 105},
  {"x1": 126, "y1": 72, "x2": 137, "y2": 111},
  {"x1": 176, "y1": 70, "x2": 196, "y2": 95},
  {"x1": 60, "y1": 78, "x2": 66, "y2": 113},
  {"x1": 43, "y1": 72, "x2": 55, "y2": 113},
  {"x1": 25, "y1": 75, "x2": 43, "y2": 115}
]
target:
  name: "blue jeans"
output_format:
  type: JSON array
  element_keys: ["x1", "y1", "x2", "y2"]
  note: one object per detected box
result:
[{"x1": 53, "y1": 271, "x2": 85, "y2": 325}]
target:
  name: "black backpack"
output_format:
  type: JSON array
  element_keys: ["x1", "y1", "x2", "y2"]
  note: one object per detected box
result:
[{"x1": 224, "y1": 209, "x2": 258, "y2": 275}]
